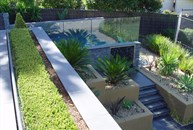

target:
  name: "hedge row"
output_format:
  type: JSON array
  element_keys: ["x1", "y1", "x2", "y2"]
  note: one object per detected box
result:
[{"x1": 10, "y1": 29, "x2": 77, "y2": 130}]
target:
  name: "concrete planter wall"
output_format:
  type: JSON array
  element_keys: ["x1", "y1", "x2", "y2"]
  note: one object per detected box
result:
[
  {"x1": 117, "y1": 101, "x2": 153, "y2": 130},
  {"x1": 85, "y1": 65, "x2": 139, "y2": 104},
  {"x1": 85, "y1": 66, "x2": 152, "y2": 130},
  {"x1": 156, "y1": 85, "x2": 193, "y2": 122},
  {"x1": 139, "y1": 68, "x2": 193, "y2": 122}
]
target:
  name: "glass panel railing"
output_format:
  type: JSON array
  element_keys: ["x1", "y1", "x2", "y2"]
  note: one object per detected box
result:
[{"x1": 30, "y1": 17, "x2": 140, "y2": 46}]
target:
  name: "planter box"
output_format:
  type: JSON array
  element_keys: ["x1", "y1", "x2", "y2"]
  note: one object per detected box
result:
[
  {"x1": 85, "y1": 65, "x2": 139, "y2": 104},
  {"x1": 86, "y1": 65, "x2": 106, "y2": 92},
  {"x1": 117, "y1": 101, "x2": 153, "y2": 130},
  {"x1": 139, "y1": 68, "x2": 193, "y2": 122}
]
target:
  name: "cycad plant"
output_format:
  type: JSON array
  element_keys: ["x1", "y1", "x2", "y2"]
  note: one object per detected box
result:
[
  {"x1": 158, "y1": 52, "x2": 179, "y2": 76},
  {"x1": 176, "y1": 74, "x2": 193, "y2": 93},
  {"x1": 96, "y1": 54, "x2": 132, "y2": 85},
  {"x1": 56, "y1": 39, "x2": 90, "y2": 73}
]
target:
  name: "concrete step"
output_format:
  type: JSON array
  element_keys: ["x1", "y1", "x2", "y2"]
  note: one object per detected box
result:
[
  {"x1": 153, "y1": 108, "x2": 170, "y2": 118},
  {"x1": 146, "y1": 101, "x2": 167, "y2": 111},
  {"x1": 140, "y1": 88, "x2": 158, "y2": 98},
  {"x1": 140, "y1": 95, "x2": 163, "y2": 105}
]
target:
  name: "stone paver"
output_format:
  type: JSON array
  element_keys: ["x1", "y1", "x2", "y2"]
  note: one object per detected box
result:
[
  {"x1": 0, "y1": 30, "x2": 17, "y2": 130},
  {"x1": 130, "y1": 72, "x2": 155, "y2": 87},
  {"x1": 32, "y1": 27, "x2": 121, "y2": 130},
  {"x1": 153, "y1": 116, "x2": 193, "y2": 130}
]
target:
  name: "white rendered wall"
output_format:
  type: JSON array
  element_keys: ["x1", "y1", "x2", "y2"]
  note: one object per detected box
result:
[
  {"x1": 175, "y1": 0, "x2": 193, "y2": 15},
  {"x1": 161, "y1": 0, "x2": 174, "y2": 11}
]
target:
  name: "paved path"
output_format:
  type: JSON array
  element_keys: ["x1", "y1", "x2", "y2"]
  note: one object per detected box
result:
[{"x1": 0, "y1": 30, "x2": 17, "y2": 130}]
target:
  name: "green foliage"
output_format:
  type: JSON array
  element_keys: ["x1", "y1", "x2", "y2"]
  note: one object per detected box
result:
[
  {"x1": 122, "y1": 99, "x2": 133, "y2": 109},
  {"x1": 178, "y1": 28, "x2": 193, "y2": 47},
  {"x1": 10, "y1": 29, "x2": 77, "y2": 130},
  {"x1": 56, "y1": 39, "x2": 90, "y2": 73},
  {"x1": 14, "y1": 13, "x2": 27, "y2": 28},
  {"x1": 99, "y1": 18, "x2": 140, "y2": 42},
  {"x1": 179, "y1": 57, "x2": 193, "y2": 75},
  {"x1": 29, "y1": 5, "x2": 41, "y2": 21},
  {"x1": 110, "y1": 96, "x2": 125, "y2": 115},
  {"x1": 87, "y1": 0, "x2": 162, "y2": 12},
  {"x1": 145, "y1": 34, "x2": 171, "y2": 55},
  {"x1": 158, "y1": 52, "x2": 179, "y2": 76},
  {"x1": 63, "y1": 29, "x2": 91, "y2": 46},
  {"x1": 162, "y1": 10, "x2": 176, "y2": 15},
  {"x1": 57, "y1": 9, "x2": 68, "y2": 20},
  {"x1": 171, "y1": 110, "x2": 193, "y2": 125},
  {"x1": 42, "y1": 0, "x2": 82, "y2": 9},
  {"x1": 162, "y1": 28, "x2": 176, "y2": 41},
  {"x1": 176, "y1": 74, "x2": 193, "y2": 93},
  {"x1": 96, "y1": 54, "x2": 132, "y2": 85}
]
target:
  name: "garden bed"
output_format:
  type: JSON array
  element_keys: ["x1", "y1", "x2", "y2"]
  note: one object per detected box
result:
[
  {"x1": 139, "y1": 67, "x2": 193, "y2": 123},
  {"x1": 106, "y1": 101, "x2": 152, "y2": 130}
]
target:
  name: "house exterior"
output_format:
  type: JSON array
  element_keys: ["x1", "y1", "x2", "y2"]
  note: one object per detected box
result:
[{"x1": 161, "y1": 0, "x2": 193, "y2": 15}]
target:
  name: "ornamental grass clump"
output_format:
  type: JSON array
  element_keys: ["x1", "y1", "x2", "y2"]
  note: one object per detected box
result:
[
  {"x1": 158, "y1": 52, "x2": 179, "y2": 76},
  {"x1": 96, "y1": 54, "x2": 132, "y2": 85},
  {"x1": 179, "y1": 57, "x2": 193, "y2": 75}
]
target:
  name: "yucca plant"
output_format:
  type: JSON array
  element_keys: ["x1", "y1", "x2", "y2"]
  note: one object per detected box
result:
[
  {"x1": 176, "y1": 74, "x2": 193, "y2": 93},
  {"x1": 56, "y1": 39, "x2": 90, "y2": 73},
  {"x1": 96, "y1": 54, "x2": 132, "y2": 85},
  {"x1": 158, "y1": 52, "x2": 179, "y2": 76}
]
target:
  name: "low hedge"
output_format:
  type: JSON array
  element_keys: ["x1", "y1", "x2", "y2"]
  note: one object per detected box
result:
[{"x1": 10, "y1": 29, "x2": 77, "y2": 130}]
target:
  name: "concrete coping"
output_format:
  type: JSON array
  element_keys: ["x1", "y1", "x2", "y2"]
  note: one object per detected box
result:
[
  {"x1": 32, "y1": 27, "x2": 122, "y2": 130},
  {"x1": 0, "y1": 30, "x2": 17, "y2": 130},
  {"x1": 88, "y1": 41, "x2": 141, "y2": 50}
]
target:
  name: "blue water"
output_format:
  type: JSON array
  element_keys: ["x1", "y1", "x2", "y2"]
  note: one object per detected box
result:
[{"x1": 49, "y1": 33, "x2": 107, "y2": 47}]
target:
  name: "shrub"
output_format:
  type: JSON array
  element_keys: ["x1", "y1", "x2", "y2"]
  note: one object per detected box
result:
[
  {"x1": 10, "y1": 29, "x2": 77, "y2": 130},
  {"x1": 56, "y1": 39, "x2": 90, "y2": 73},
  {"x1": 57, "y1": 9, "x2": 68, "y2": 20},
  {"x1": 145, "y1": 34, "x2": 171, "y2": 55},
  {"x1": 14, "y1": 13, "x2": 27, "y2": 28},
  {"x1": 87, "y1": 0, "x2": 162, "y2": 12},
  {"x1": 176, "y1": 74, "x2": 193, "y2": 93},
  {"x1": 158, "y1": 52, "x2": 179, "y2": 76},
  {"x1": 162, "y1": 10, "x2": 177, "y2": 15},
  {"x1": 179, "y1": 57, "x2": 193, "y2": 75},
  {"x1": 42, "y1": 0, "x2": 82, "y2": 9},
  {"x1": 96, "y1": 54, "x2": 132, "y2": 85},
  {"x1": 162, "y1": 28, "x2": 176, "y2": 41},
  {"x1": 178, "y1": 28, "x2": 193, "y2": 47}
]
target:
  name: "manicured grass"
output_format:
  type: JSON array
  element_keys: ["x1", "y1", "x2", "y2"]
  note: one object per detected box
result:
[{"x1": 10, "y1": 29, "x2": 77, "y2": 130}]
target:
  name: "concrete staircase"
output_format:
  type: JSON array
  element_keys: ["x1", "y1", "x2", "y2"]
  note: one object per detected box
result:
[{"x1": 131, "y1": 72, "x2": 170, "y2": 118}]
